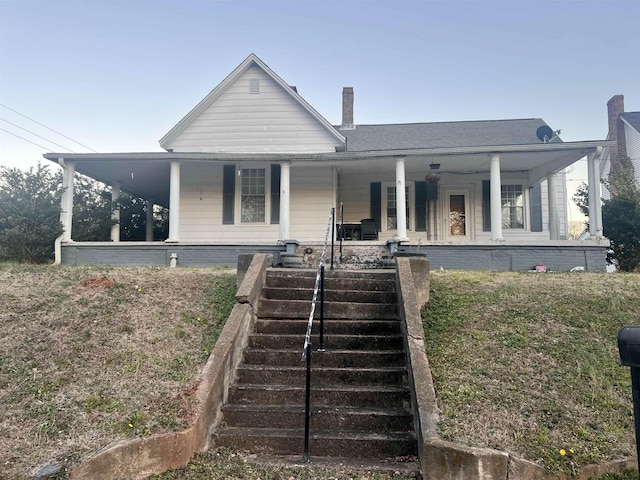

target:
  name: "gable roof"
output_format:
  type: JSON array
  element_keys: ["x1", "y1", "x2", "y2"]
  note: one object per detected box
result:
[
  {"x1": 621, "y1": 112, "x2": 640, "y2": 133},
  {"x1": 160, "y1": 53, "x2": 345, "y2": 150},
  {"x1": 337, "y1": 118, "x2": 558, "y2": 152}
]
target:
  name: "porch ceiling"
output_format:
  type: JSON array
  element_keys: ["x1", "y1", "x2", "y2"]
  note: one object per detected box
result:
[{"x1": 44, "y1": 139, "x2": 613, "y2": 206}]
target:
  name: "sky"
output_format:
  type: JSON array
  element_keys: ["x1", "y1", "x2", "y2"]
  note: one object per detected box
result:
[{"x1": 1, "y1": 0, "x2": 639, "y2": 220}]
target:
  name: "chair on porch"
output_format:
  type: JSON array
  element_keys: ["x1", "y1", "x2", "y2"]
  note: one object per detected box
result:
[{"x1": 360, "y1": 218, "x2": 378, "y2": 240}]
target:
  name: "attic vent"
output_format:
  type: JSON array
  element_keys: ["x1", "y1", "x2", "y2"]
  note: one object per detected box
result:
[{"x1": 249, "y1": 78, "x2": 260, "y2": 94}]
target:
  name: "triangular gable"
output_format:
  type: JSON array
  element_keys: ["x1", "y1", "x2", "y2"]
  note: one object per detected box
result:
[{"x1": 160, "y1": 53, "x2": 345, "y2": 153}]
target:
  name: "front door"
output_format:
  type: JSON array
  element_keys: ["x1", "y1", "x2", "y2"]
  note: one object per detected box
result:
[{"x1": 444, "y1": 190, "x2": 471, "y2": 241}]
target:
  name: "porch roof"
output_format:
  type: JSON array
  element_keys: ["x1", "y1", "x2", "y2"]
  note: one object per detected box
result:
[{"x1": 43, "y1": 139, "x2": 613, "y2": 208}]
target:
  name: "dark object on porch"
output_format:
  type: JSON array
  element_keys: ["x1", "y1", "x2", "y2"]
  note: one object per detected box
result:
[
  {"x1": 617, "y1": 326, "x2": 640, "y2": 470},
  {"x1": 339, "y1": 223, "x2": 361, "y2": 240},
  {"x1": 360, "y1": 219, "x2": 378, "y2": 240}
]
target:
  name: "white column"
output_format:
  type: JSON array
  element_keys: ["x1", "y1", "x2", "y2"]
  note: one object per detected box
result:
[
  {"x1": 146, "y1": 199, "x2": 154, "y2": 242},
  {"x1": 395, "y1": 157, "x2": 408, "y2": 241},
  {"x1": 110, "y1": 183, "x2": 120, "y2": 242},
  {"x1": 490, "y1": 154, "x2": 503, "y2": 240},
  {"x1": 594, "y1": 150, "x2": 603, "y2": 237},
  {"x1": 279, "y1": 161, "x2": 290, "y2": 240},
  {"x1": 587, "y1": 153, "x2": 597, "y2": 236},
  {"x1": 167, "y1": 161, "x2": 181, "y2": 242},
  {"x1": 60, "y1": 160, "x2": 75, "y2": 242},
  {"x1": 547, "y1": 174, "x2": 559, "y2": 240}
]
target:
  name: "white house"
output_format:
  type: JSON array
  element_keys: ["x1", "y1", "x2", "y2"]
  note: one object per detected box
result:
[{"x1": 44, "y1": 54, "x2": 612, "y2": 270}]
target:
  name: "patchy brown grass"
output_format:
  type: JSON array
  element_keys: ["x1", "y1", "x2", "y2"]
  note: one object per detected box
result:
[
  {"x1": 0, "y1": 263, "x2": 236, "y2": 479},
  {"x1": 423, "y1": 271, "x2": 638, "y2": 476}
]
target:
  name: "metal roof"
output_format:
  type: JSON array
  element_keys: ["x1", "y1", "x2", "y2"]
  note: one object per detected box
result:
[{"x1": 336, "y1": 118, "x2": 559, "y2": 152}]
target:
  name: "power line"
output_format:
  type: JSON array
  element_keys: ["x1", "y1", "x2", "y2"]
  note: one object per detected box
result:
[
  {"x1": 0, "y1": 127, "x2": 51, "y2": 151},
  {"x1": 0, "y1": 103, "x2": 99, "y2": 153},
  {"x1": 1, "y1": 117, "x2": 76, "y2": 153}
]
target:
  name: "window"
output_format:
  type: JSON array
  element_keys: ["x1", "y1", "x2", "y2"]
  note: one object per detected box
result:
[
  {"x1": 384, "y1": 184, "x2": 411, "y2": 231},
  {"x1": 501, "y1": 185, "x2": 524, "y2": 229},
  {"x1": 241, "y1": 168, "x2": 266, "y2": 223}
]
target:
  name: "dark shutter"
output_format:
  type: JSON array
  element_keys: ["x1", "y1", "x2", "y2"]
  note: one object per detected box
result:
[
  {"x1": 415, "y1": 181, "x2": 427, "y2": 232},
  {"x1": 222, "y1": 165, "x2": 235, "y2": 225},
  {"x1": 270, "y1": 164, "x2": 280, "y2": 224},
  {"x1": 482, "y1": 180, "x2": 491, "y2": 232},
  {"x1": 530, "y1": 183, "x2": 543, "y2": 232},
  {"x1": 370, "y1": 182, "x2": 382, "y2": 231}
]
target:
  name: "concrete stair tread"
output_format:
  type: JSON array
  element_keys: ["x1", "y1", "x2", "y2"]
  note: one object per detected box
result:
[
  {"x1": 216, "y1": 426, "x2": 416, "y2": 440},
  {"x1": 231, "y1": 384, "x2": 409, "y2": 393},
  {"x1": 243, "y1": 348, "x2": 405, "y2": 354},
  {"x1": 250, "y1": 333, "x2": 402, "y2": 339},
  {"x1": 255, "y1": 318, "x2": 401, "y2": 323},
  {"x1": 238, "y1": 365, "x2": 406, "y2": 371},
  {"x1": 241, "y1": 349, "x2": 407, "y2": 367},
  {"x1": 222, "y1": 404, "x2": 412, "y2": 416}
]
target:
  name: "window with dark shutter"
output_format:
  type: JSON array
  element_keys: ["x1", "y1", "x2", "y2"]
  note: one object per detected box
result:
[
  {"x1": 482, "y1": 180, "x2": 491, "y2": 231},
  {"x1": 271, "y1": 164, "x2": 280, "y2": 224},
  {"x1": 222, "y1": 165, "x2": 235, "y2": 224},
  {"x1": 415, "y1": 181, "x2": 427, "y2": 232},
  {"x1": 370, "y1": 182, "x2": 382, "y2": 231},
  {"x1": 530, "y1": 183, "x2": 543, "y2": 232}
]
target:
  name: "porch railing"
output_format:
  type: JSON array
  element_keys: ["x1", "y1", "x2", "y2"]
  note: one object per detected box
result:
[{"x1": 301, "y1": 207, "x2": 333, "y2": 462}]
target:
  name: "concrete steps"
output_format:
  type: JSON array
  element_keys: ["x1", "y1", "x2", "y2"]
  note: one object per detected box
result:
[{"x1": 212, "y1": 267, "x2": 417, "y2": 462}]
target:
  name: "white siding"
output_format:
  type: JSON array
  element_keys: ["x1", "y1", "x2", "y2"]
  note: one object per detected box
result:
[
  {"x1": 290, "y1": 166, "x2": 336, "y2": 241},
  {"x1": 625, "y1": 123, "x2": 640, "y2": 182},
  {"x1": 167, "y1": 65, "x2": 341, "y2": 154},
  {"x1": 179, "y1": 163, "x2": 279, "y2": 243}
]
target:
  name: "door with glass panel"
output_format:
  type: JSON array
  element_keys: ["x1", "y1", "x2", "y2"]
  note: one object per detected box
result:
[{"x1": 444, "y1": 190, "x2": 471, "y2": 241}]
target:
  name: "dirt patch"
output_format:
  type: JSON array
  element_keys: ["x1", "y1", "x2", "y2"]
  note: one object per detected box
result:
[{"x1": 80, "y1": 277, "x2": 116, "y2": 289}]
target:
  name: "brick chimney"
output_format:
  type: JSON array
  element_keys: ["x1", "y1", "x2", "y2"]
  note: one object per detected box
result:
[
  {"x1": 607, "y1": 94, "x2": 629, "y2": 179},
  {"x1": 341, "y1": 87, "x2": 354, "y2": 128}
]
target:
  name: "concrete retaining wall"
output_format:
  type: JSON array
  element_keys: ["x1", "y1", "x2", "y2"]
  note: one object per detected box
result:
[{"x1": 69, "y1": 254, "x2": 270, "y2": 480}]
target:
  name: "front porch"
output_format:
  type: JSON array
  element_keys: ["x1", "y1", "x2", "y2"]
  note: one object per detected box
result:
[{"x1": 58, "y1": 239, "x2": 609, "y2": 271}]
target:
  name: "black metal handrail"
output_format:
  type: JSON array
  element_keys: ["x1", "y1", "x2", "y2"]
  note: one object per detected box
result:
[{"x1": 301, "y1": 206, "x2": 334, "y2": 462}]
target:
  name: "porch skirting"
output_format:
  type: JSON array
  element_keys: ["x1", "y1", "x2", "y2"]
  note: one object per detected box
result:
[{"x1": 59, "y1": 241, "x2": 609, "y2": 272}]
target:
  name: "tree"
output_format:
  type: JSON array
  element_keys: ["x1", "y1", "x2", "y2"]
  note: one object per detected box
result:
[
  {"x1": 602, "y1": 167, "x2": 640, "y2": 272},
  {"x1": 73, "y1": 175, "x2": 114, "y2": 241},
  {"x1": 572, "y1": 181, "x2": 589, "y2": 219},
  {"x1": 0, "y1": 164, "x2": 63, "y2": 263}
]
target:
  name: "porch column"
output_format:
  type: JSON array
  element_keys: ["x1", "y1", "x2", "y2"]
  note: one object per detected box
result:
[
  {"x1": 547, "y1": 173, "x2": 559, "y2": 240},
  {"x1": 146, "y1": 199, "x2": 154, "y2": 242},
  {"x1": 490, "y1": 154, "x2": 503, "y2": 240},
  {"x1": 279, "y1": 161, "x2": 291, "y2": 240},
  {"x1": 110, "y1": 183, "x2": 120, "y2": 242},
  {"x1": 594, "y1": 150, "x2": 603, "y2": 237},
  {"x1": 59, "y1": 159, "x2": 75, "y2": 242},
  {"x1": 587, "y1": 152, "x2": 597, "y2": 236},
  {"x1": 587, "y1": 150, "x2": 604, "y2": 237},
  {"x1": 167, "y1": 161, "x2": 180, "y2": 242},
  {"x1": 395, "y1": 157, "x2": 409, "y2": 241}
]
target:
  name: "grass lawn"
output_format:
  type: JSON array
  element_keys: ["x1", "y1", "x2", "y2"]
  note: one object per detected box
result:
[
  {"x1": 423, "y1": 270, "x2": 639, "y2": 477},
  {"x1": 0, "y1": 263, "x2": 236, "y2": 479},
  {"x1": 1, "y1": 265, "x2": 638, "y2": 479}
]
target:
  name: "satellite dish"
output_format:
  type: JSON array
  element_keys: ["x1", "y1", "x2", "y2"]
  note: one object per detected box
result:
[{"x1": 536, "y1": 125, "x2": 554, "y2": 143}]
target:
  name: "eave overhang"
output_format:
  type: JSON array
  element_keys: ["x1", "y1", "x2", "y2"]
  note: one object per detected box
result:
[{"x1": 44, "y1": 139, "x2": 613, "y2": 208}]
